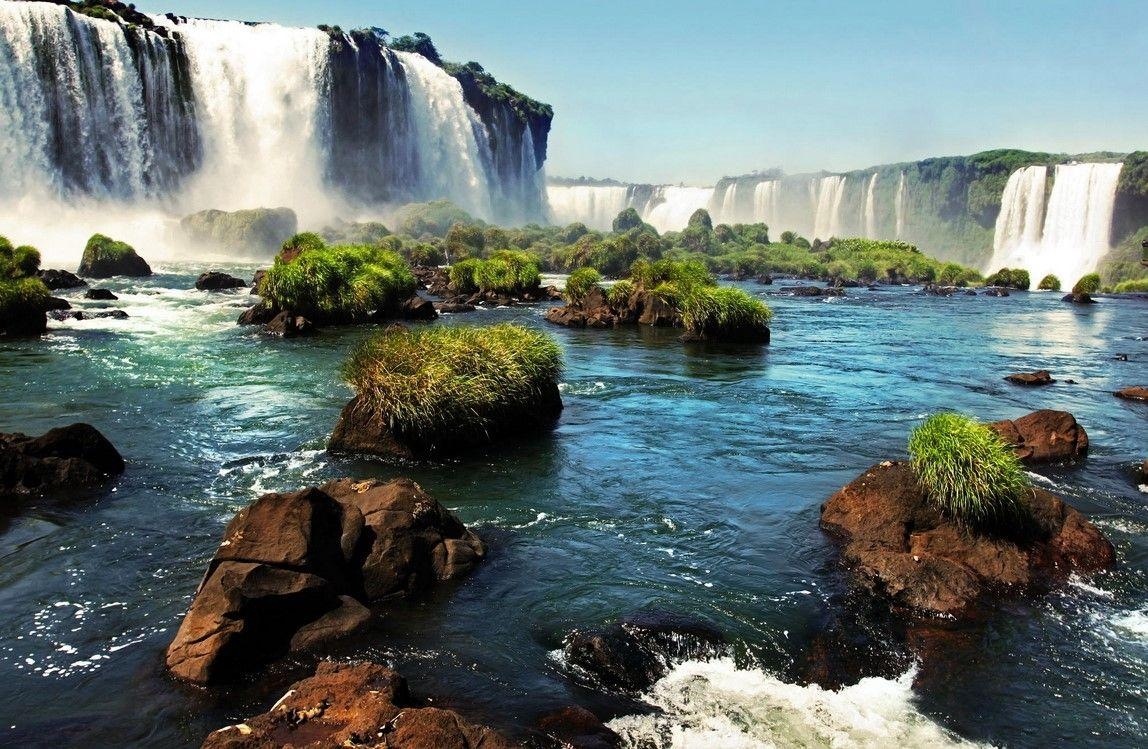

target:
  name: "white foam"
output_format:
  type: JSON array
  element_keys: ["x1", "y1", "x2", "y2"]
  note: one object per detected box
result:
[
  {"x1": 1110, "y1": 610, "x2": 1148, "y2": 640},
  {"x1": 607, "y1": 658, "x2": 987, "y2": 748}
]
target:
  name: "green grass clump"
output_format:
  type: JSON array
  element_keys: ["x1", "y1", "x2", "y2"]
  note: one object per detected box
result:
[
  {"x1": 79, "y1": 233, "x2": 151, "y2": 277},
  {"x1": 680, "y1": 286, "x2": 772, "y2": 340},
  {"x1": 1113, "y1": 278, "x2": 1148, "y2": 293},
  {"x1": 908, "y1": 412, "x2": 1031, "y2": 534},
  {"x1": 564, "y1": 267, "x2": 601, "y2": 303},
  {"x1": 985, "y1": 267, "x2": 1031, "y2": 290},
  {"x1": 1037, "y1": 274, "x2": 1061, "y2": 291},
  {"x1": 1072, "y1": 273, "x2": 1102, "y2": 295},
  {"x1": 0, "y1": 236, "x2": 50, "y2": 328},
  {"x1": 450, "y1": 250, "x2": 541, "y2": 295},
  {"x1": 261, "y1": 236, "x2": 416, "y2": 323},
  {"x1": 343, "y1": 323, "x2": 563, "y2": 447},
  {"x1": 606, "y1": 279, "x2": 635, "y2": 307}
]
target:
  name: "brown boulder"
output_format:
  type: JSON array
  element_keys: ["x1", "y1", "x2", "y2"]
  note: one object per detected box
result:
[
  {"x1": 988, "y1": 409, "x2": 1088, "y2": 464},
  {"x1": 165, "y1": 479, "x2": 485, "y2": 683},
  {"x1": 201, "y1": 660, "x2": 514, "y2": 749},
  {"x1": 538, "y1": 706, "x2": 620, "y2": 749},
  {"x1": 398, "y1": 295, "x2": 437, "y2": 321},
  {"x1": 820, "y1": 462, "x2": 1114, "y2": 618},
  {"x1": 1, "y1": 424, "x2": 124, "y2": 495},
  {"x1": 1114, "y1": 386, "x2": 1148, "y2": 402},
  {"x1": 266, "y1": 310, "x2": 316, "y2": 337},
  {"x1": 1004, "y1": 370, "x2": 1055, "y2": 386}
]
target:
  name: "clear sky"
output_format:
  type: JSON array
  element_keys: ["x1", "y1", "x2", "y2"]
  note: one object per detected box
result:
[{"x1": 144, "y1": 0, "x2": 1148, "y2": 185}]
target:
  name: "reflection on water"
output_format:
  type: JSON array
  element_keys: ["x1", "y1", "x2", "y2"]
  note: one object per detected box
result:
[{"x1": 0, "y1": 269, "x2": 1145, "y2": 747}]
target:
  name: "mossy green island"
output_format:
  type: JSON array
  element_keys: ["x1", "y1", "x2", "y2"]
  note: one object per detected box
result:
[
  {"x1": 0, "y1": 236, "x2": 51, "y2": 337},
  {"x1": 329, "y1": 324, "x2": 564, "y2": 457},
  {"x1": 78, "y1": 234, "x2": 152, "y2": 278}
]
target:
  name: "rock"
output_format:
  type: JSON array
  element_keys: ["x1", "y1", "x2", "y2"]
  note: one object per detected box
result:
[
  {"x1": 989, "y1": 410, "x2": 1089, "y2": 464},
  {"x1": 37, "y1": 269, "x2": 86, "y2": 290},
  {"x1": 1114, "y1": 386, "x2": 1148, "y2": 402},
  {"x1": 982, "y1": 286, "x2": 1010, "y2": 297},
  {"x1": 93, "y1": 310, "x2": 129, "y2": 320},
  {"x1": 85, "y1": 288, "x2": 118, "y2": 300},
  {"x1": 180, "y1": 207, "x2": 298, "y2": 256},
  {"x1": 77, "y1": 234, "x2": 151, "y2": 278},
  {"x1": 266, "y1": 310, "x2": 316, "y2": 337},
  {"x1": 165, "y1": 478, "x2": 485, "y2": 683},
  {"x1": 195, "y1": 271, "x2": 247, "y2": 291},
  {"x1": 1061, "y1": 292, "x2": 1096, "y2": 304},
  {"x1": 44, "y1": 296, "x2": 70, "y2": 311},
  {"x1": 200, "y1": 660, "x2": 514, "y2": 749},
  {"x1": 562, "y1": 611, "x2": 727, "y2": 693},
  {"x1": 250, "y1": 269, "x2": 266, "y2": 294},
  {"x1": 433, "y1": 302, "x2": 476, "y2": 314},
  {"x1": 538, "y1": 706, "x2": 621, "y2": 749},
  {"x1": 819, "y1": 462, "x2": 1114, "y2": 618},
  {"x1": 1004, "y1": 370, "x2": 1055, "y2": 386},
  {"x1": 237, "y1": 300, "x2": 277, "y2": 326},
  {"x1": 1114, "y1": 353, "x2": 1129, "y2": 362},
  {"x1": 398, "y1": 295, "x2": 437, "y2": 321},
  {"x1": 49, "y1": 310, "x2": 84, "y2": 322},
  {"x1": 781, "y1": 286, "x2": 824, "y2": 297},
  {"x1": 923, "y1": 284, "x2": 958, "y2": 296},
  {"x1": 0, "y1": 424, "x2": 125, "y2": 496}
]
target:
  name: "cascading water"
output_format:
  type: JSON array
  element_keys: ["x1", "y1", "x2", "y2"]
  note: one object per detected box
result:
[
  {"x1": 864, "y1": 174, "x2": 878, "y2": 238},
  {"x1": 546, "y1": 185, "x2": 632, "y2": 230},
  {"x1": 717, "y1": 182, "x2": 739, "y2": 224},
  {"x1": 988, "y1": 162, "x2": 1122, "y2": 285},
  {"x1": 643, "y1": 186, "x2": 715, "y2": 233},
  {"x1": 895, "y1": 172, "x2": 906, "y2": 238},
  {"x1": 812, "y1": 175, "x2": 846, "y2": 239},
  {"x1": 753, "y1": 181, "x2": 780, "y2": 231}
]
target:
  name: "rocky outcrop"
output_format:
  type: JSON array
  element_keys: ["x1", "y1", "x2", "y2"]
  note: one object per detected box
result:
[
  {"x1": 200, "y1": 660, "x2": 514, "y2": 749},
  {"x1": 1, "y1": 424, "x2": 124, "y2": 495},
  {"x1": 820, "y1": 461, "x2": 1115, "y2": 618},
  {"x1": 538, "y1": 707, "x2": 621, "y2": 749},
  {"x1": 1114, "y1": 386, "x2": 1148, "y2": 402},
  {"x1": 237, "y1": 300, "x2": 277, "y2": 326},
  {"x1": 37, "y1": 269, "x2": 86, "y2": 290},
  {"x1": 77, "y1": 234, "x2": 151, "y2": 278},
  {"x1": 561, "y1": 611, "x2": 727, "y2": 693},
  {"x1": 988, "y1": 410, "x2": 1088, "y2": 464},
  {"x1": 398, "y1": 295, "x2": 437, "y2": 321},
  {"x1": 1004, "y1": 370, "x2": 1055, "y2": 386},
  {"x1": 165, "y1": 478, "x2": 485, "y2": 684},
  {"x1": 781, "y1": 285, "x2": 844, "y2": 297},
  {"x1": 85, "y1": 288, "x2": 118, "y2": 300},
  {"x1": 1061, "y1": 292, "x2": 1096, "y2": 304},
  {"x1": 265, "y1": 311, "x2": 316, "y2": 338},
  {"x1": 195, "y1": 271, "x2": 247, "y2": 291}
]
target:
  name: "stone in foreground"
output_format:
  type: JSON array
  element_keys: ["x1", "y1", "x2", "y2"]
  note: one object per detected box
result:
[
  {"x1": 196, "y1": 271, "x2": 247, "y2": 291},
  {"x1": 820, "y1": 462, "x2": 1114, "y2": 618},
  {"x1": 1, "y1": 424, "x2": 125, "y2": 495},
  {"x1": 200, "y1": 660, "x2": 514, "y2": 749},
  {"x1": 1004, "y1": 370, "x2": 1055, "y2": 386},
  {"x1": 165, "y1": 478, "x2": 485, "y2": 684},
  {"x1": 1113, "y1": 386, "x2": 1148, "y2": 402},
  {"x1": 988, "y1": 409, "x2": 1088, "y2": 464}
]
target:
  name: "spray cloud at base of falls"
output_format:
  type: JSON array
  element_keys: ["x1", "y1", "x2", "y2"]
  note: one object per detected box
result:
[{"x1": 0, "y1": 2, "x2": 551, "y2": 261}]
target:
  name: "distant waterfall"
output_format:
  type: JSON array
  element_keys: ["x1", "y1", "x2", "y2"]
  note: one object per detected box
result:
[
  {"x1": 894, "y1": 172, "x2": 907, "y2": 238},
  {"x1": 718, "y1": 182, "x2": 739, "y2": 224},
  {"x1": 988, "y1": 162, "x2": 1122, "y2": 284},
  {"x1": 0, "y1": 3, "x2": 549, "y2": 234},
  {"x1": 753, "y1": 181, "x2": 779, "y2": 230},
  {"x1": 812, "y1": 176, "x2": 846, "y2": 239},
  {"x1": 644, "y1": 186, "x2": 715, "y2": 233},
  {"x1": 864, "y1": 174, "x2": 878, "y2": 238},
  {"x1": 546, "y1": 185, "x2": 632, "y2": 230}
]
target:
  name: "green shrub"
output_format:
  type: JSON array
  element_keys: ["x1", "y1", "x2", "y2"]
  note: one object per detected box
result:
[
  {"x1": 445, "y1": 222, "x2": 485, "y2": 261},
  {"x1": 343, "y1": 324, "x2": 563, "y2": 447},
  {"x1": 1037, "y1": 274, "x2": 1061, "y2": 291},
  {"x1": 0, "y1": 237, "x2": 50, "y2": 326},
  {"x1": 908, "y1": 412, "x2": 1031, "y2": 534},
  {"x1": 612, "y1": 208, "x2": 643, "y2": 233},
  {"x1": 985, "y1": 267, "x2": 1031, "y2": 290},
  {"x1": 1072, "y1": 273, "x2": 1102, "y2": 294},
  {"x1": 451, "y1": 251, "x2": 541, "y2": 296},
  {"x1": 261, "y1": 238, "x2": 416, "y2": 323},
  {"x1": 629, "y1": 258, "x2": 714, "y2": 293},
  {"x1": 395, "y1": 200, "x2": 481, "y2": 238},
  {"x1": 449, "y1": 258, "x2": 482, "y2": 294},
  {"x1": 565, "y1": 267, "x2": 601, "y2": 303},
  {"x1": 680, "y1": 286, "x2": 772, "y2": 340},
  {"x1": 607, "y1": 279, "x2": 635, "y2": 307},
  {"x1": 1113, "y1": 278, "x2": 1148, "y2": 293}
]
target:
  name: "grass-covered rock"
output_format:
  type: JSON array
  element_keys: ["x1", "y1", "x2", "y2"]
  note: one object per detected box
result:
[
  {"x1": 984, "y1": 267, "x2": 1031, "y2": 290},
  {"x1": 1072, "y1": 273, "x2": 1102, "y2": 295},
  {"x1": 259, "y1": 234, "x2": 417, "y2": 325},
  {"x1": 1037, "y1": 274, "x2": 1061, "y2": 291},
  {"x1": 1, "y1": 236, "x2": 52, "y2": 337},
  {"x1": 908, "y1": 412, "x2": 1030, "y2": 534},
  {"x1": 180, "y1": 207, "x2": 298, "y2": 256},
  {"x1": 1113, "y1": 278, "x2": 1148, "y2": 293},
  {"x1": 564, "y1": 267, "x2": 601, "y2": 304},
  {"x1": 329, "y1": 324, "x2": 563, "y2": 457},
  {"x1": 78, "y1": 234, "x2": 152, "y2": 278},
  {"x1": 449, "y1": 250, "x2": 541, "y2": 297}
]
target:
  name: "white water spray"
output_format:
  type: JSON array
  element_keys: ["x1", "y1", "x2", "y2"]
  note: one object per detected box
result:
[
  {"x1": 813, "y1": 175, "x2": 846, "y2": 239},
  {"x1": 864, "y1": 173, "x2": 878, "y2": 238}
]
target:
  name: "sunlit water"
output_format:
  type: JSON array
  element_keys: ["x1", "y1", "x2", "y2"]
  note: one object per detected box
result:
[{"x1": 0, "y1": 269, "x2": 1145, "y2": 747}]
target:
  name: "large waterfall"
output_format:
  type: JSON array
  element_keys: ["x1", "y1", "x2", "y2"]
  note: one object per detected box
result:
[
  {"x1": 0, "y1": 2, "x2": 550, "y2": 258},
  {"x1": 988, "y1": 162, "x2": 1122, "y2": 284}
]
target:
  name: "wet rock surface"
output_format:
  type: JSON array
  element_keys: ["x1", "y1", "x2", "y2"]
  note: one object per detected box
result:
[
  {"x1": 0, "y1": 424, "x2": 125, "y2": 496},
  {"x1": 988, "y1": 409, "x2": 1089, "y2": 464}
]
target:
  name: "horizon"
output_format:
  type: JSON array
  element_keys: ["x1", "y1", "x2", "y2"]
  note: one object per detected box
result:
[{"x1": 139, "y1": 0, "x2": 1148, "y2": 185}]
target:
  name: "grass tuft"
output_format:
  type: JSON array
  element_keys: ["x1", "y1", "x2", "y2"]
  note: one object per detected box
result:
[
  {"x1": 1037, "y1": 274, "x2": 1061, "y2": 291},
  {"x1": 1072, "y1": 273, "x2": 1101, "y2": 295},
  {"x1": 908, "y1": 412, "x2": 1031, "y2": 534},
  {"x1": 679, "y1": 286, "x2": 772, "y2": 339},
  {"x1": 0, "y1": 237, "x2": 50, "y2": 323},
  {"x1": 564, "y1": 267, "x2": 601, "y2": 303},
  {"x1": 450, "y1": 250, "x2": 541, "y2": 296},
  {"x1": 343, "y1": 324, "x2": 562, "y2": 447}
]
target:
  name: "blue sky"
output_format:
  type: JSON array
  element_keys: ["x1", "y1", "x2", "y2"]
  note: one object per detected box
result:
[{"x1": 148, "y1": 1, "x2": 1148, "y2": 185}]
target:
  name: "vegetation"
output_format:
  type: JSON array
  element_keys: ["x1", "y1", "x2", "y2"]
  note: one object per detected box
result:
[
  {"x1": 679, "y1": 286, "x2": 772, "y2": 340},
  {"x1": 1098, "y1": 226, "x2": 1148, "y2": 287},
  {"x1": 0, "y1": 236, "x2": 50, "y2": 326},
  {"x1": 394, "y1": 200, "x2": 482, "y2": 238},
  {"x1": 606, "y1": 279, "x2": 635, "y2": 307},
  {"x1": 564, "y1": 267, "x2": 601, "y2": 304},
  {"x1": 79, "y1": 233, "x2": 151, "y2": 277},
  {"x1": 1037, "y1": 274, "x2": 1061, "y2": 291},
  {"x1": 449, "y1": 250, "x2": 541, "y2": 296},
  {"x1": 985, "y1": 267, "x2": 1031, "y2": 290},
  {"x1": 1072, "y1": 273, "x2": 1102, "y2": 295},
  {"x1": 908, "y1": 413, "x2": 1032, "y2": 534},
  {"x1": 180, "y1": 207, "x2": 298, "y2": 255},
  {"x1": 1113, "y1": 278, "x2": 1148, "y2": 293},
  {"x1": 260, "y1": 234, "x2": 416, "y2": 323},
  {"x1": 343, "y1": 324, "x2": 562, "y2": 447}
]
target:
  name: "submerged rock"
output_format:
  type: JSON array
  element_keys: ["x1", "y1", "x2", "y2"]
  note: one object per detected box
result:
[
  {"x1": 1113, "y1": 386, "x2": 1148, "y2": 402},
  {"x1": 265, "y1": 310, "x2": 316, "y2": 337},
  {"x1": 1062, "y1": 292, "x2": 1096, "y2": 304},
  {"x1": 85, "y1": 288, "x2": 118, "y2": 300},
  {"x1": 562, "y1": 611, "x2": 728, "y2": 693},
  {"x1": 165, "y1": 478, "x2": 485, "y2": 683},
  {"x1": 0, "y1": 424, "x2": 124, "y2": 496},
  {"x1": 37, "y1": 269, "x2": 86, "y2": 290},
  {"x1": 819, "y1": 461, "x2": 1114, "y2": 618},
  {"x1": 988, "y1": 409, "x2": 1088, "y2": 464},
  {"x1": 1003, "y1": 370, "x2": 1055, "y2": 386},
  {"x1": 195, "y1": 271, "x2": 247, "y2": 291},
  {"x1": 200, "y1": 660, "x2": 514, "y2": 749}
]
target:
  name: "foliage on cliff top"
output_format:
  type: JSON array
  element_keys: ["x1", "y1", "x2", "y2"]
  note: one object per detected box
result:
[
  {"x1": 909, "y1": 412, "x2": 1032, "y2": 535},
  {"x1": 261, "y1": 235, "x2": 416, "y2": 323},
  {"x1": 343, "y1": 323, "x2": 562, "y2": 446},
  {"x1": 1116, "y1": 151, "x2": 1148, "y2": 199}
]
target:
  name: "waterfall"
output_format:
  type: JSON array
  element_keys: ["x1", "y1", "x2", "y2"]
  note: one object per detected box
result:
[
  {"x1": 718, "y1": 183, "x2": 739, "y2": 224},
  {"x1": 643, "y1": 186, "x2": 715, "y2": 233},
  {"x1": 987, "y1": 162, "x2": 1122, "y2": 284},
  {"x1": 863, "y1": 174, "x2": 878, "y2": 237},
  {"x1": 812, "y1": 176, "x2": 846, "y2": 239},
  {"x1": 895, "y1": 172, "x2": 906, "y2": 238},
  {"x1": 0, "y1": 2, "x2": 199, "y2": 201},
  {"x1": 752, "y1": 181, "x2": 779, "y2": 227},
  {"x1": 546, "y1": 185, "x2": 632, "y2": 230}
]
